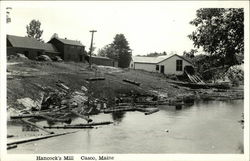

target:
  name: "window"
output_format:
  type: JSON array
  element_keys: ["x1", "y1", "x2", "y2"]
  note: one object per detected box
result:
[
  {"x1": 176, "y1": 60, "x2": 183, "y2": 71},
  {"x1": 156, "y1": 65, "x2": 159, "y2": 70}
]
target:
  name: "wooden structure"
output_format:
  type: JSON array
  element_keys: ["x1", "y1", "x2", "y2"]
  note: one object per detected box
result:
[
  {"x1": 130, "y1": 54, "x2": 194, "y2": 75},
  {"x1": 7, "y1": 35, "x2": 60, "y2": 59},
  {"x1": 48, "y1": 37, "x2": 85, "y2": 62}
]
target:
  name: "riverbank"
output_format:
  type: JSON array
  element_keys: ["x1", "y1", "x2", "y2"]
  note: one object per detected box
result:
[{"x1": 7, "y1": 59, "x2": 243, "y2": 115}]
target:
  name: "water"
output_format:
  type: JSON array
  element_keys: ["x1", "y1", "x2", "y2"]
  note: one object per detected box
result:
[{"x1": 8, "y1": 100, "x2": 243, "y2": 154}]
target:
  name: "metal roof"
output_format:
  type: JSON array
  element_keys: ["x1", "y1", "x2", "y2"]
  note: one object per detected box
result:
[
  {"x1": 7, "y1": 35, "x2": 59, "y2": 53},
  {"x1": 54, "y1": 38, "x2": 84, "y2": 46},
  {"x1": 92, "y1": 56, "x2": 113, "y2": 60},
  {"x1": 132, "y1": 54, "x2": 193, "y2": 64}
]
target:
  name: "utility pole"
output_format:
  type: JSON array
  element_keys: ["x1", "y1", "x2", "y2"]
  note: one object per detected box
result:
[{"x1": 89, "y1": 30, "x2": 97, "y2": 68}]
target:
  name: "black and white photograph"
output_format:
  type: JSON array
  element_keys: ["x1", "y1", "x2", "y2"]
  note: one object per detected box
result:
[{"x1": 0, "y1": 1, "x2": 249, "y2": 161}]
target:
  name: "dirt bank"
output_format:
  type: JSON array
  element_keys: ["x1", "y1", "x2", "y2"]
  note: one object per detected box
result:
[{"x1": 7, "y1": 60, "x2": 243, "y2": 114}]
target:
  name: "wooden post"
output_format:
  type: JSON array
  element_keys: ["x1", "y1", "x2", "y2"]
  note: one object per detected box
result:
[{"x1": 89, "y1": 30, "x2": 97, "y2": 68}]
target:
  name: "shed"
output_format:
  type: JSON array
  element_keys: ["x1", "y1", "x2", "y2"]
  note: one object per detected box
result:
[
  {"x1": 90, "y1": 56, "x2": 118, "y2": 67},
  {"x1": 48, "y1": 37, "x2": 85, "y2": 62},
  {"x1": 7, "y1": 35, "x2": 59, "y2": 59},
  {"x1": 130, "y1": 54, "x2": 194, "y2": 75}
]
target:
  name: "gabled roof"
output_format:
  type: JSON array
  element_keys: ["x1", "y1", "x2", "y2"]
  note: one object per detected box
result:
[
  {"x1": 51, "y1": 37, "x2": 84, "y2": 46},
  {"x1": 7, "y1": 35, "x2": 59, "y2": 53},
  {"x1": 132, "y1": 54, "x2": 193, "y2": 65}
]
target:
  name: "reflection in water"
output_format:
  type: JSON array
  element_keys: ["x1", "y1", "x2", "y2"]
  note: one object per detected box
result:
[
  {"x1": 175, "y1": 105, "x2": 182, "y2": 110},
  {"x1": 111, "y1": 112, "x2": 125, "y2": 123},
  {"x1": 8, "y1": 100, "x2": 244, "y2": 154}
]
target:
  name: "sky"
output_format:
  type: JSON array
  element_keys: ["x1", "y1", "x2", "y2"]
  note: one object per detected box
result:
[{"x1": 3, "y1": 1, "x2": 247, "y2": 56}]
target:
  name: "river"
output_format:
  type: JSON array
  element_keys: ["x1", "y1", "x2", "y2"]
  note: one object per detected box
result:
[{"x1": 8, "y1": 100, "x2": 243, "y2": 154}]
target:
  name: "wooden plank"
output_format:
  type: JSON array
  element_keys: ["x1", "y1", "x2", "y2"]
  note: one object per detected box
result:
[
  {"x1": 123, "y1": 79, "x2": 140, "y2": 86},
  {"x1": 21, "y1": 119, "x2": 54, "y2": 134},
  {"x1": 11, "y1": 114, "x2": 71, "y2": 124},
  {"x1": 7, "y1": 144, "x2": 17, "y2": 150},
  {"x1": 70, "y1": 121, "x2": 113, "y2": 126},
  {"x1": 144, "y1": 108, "x2": 159, "y2": 115},
  {"x1": 44, "y1": 126, "x2": 93, "y2": 129},
  {"x1": 7, "y1": 131, "x2": 78, "y2": 146},
  {"x1": 86, "y1": 77, "x2": 105, "y2": 81}
]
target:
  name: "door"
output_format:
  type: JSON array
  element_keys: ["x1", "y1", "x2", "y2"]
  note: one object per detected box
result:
[{"x1": 160, "y1": 65, "x2": 165, "y2": 74}]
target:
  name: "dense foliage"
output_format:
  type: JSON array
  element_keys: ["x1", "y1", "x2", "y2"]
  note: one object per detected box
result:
[
  {"x1": 98, "y1": 34, "x2": 132, "y2": 68},
  {"x1": 26, "y1": 19, "x2": 44, "y2": 42},
  {"x1": 189, "y1": 8, "x2": 244, "y2": 66},
  {"x1": 144, "y1": 51, "x2": 167, "y2": 57}
]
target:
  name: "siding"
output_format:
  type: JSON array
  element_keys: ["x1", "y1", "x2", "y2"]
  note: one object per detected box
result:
[
  {"x1": 157, "y1": 55, "x2": 192, "y2": 75},
  {"x1": 134, "y1": 63, "x2": 156, "y2": 72},
  {"x1": 49, "y1": 38, "x2": 85, "y2": 62}
]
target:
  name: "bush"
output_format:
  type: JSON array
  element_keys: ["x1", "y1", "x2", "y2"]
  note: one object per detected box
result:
[{"x1": 226, "y1": 65, "x2": 244, "y2": 86}]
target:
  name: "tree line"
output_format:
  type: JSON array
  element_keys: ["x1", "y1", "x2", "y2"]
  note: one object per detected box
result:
[{"x1": 20, "y1": 7, "x2": 244, "y2": 71}]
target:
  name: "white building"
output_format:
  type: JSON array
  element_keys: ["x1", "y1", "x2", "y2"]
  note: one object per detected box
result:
[{"x1": 130, "y1": 54, "x2": 194, "y2": 75}]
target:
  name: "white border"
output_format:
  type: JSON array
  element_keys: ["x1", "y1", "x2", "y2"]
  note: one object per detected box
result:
[{"x1": 0, "y1": 1, "x2": 249, "y2": 161}]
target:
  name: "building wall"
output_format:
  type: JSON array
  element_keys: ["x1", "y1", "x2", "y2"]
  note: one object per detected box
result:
[
  {"x1": 48, "y1": 39, "x2": 65, "y2": 59},
  {"x1": 49, "y1": 38, "x2": 85, "y2": 62},
  {"x1": 63, "y1": 45, "x2": 85, "y2": 62},
  {"x1": 157, "y1": 55, "x2": 193, "y2": 75},
  {"x1": 134, "y1": 63, "x2": 156, "y2": 72},
  {"x1": 7, "y1": 47, "x2": 45, "y2": 59},
  {"x1": 91, "y1": 57, "x2": 117, "y2": 67}
]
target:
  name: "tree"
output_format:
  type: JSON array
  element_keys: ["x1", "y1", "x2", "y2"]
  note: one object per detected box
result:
[
  {"x1": 26, "y1": 19, "x2": 43, "y2": 41},
  {"x1": 50, "y1": 33, "x2": 59, "y2": 40},
  {"x1": 97, "y1": 45, "x2": 119, "y2": 60},
  {"x1": 145, "y1": 51, "x2": 167, "y2": 57},
  {"x1": 188, "y1": 8, "x2": 244, "y2": 66},
  {"x1": 111, "y1": 34, "x2": 132, "y2": 68},
  {"x1": 98, "y1": 34, "x2": 132, "y2": 68},
  {"x1": 183, "y1": 49, "x2": 197, "y2": 59}
]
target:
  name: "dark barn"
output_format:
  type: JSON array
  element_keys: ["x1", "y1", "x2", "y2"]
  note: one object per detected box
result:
[
  {"x1": 48, "y1": 37, "x2": 85, "y2": 62},
  {"x1": 7, "y1": 35, "x2": 59, "y2": 59}
]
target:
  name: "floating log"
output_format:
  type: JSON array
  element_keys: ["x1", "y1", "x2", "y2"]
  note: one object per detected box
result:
[
  {"x1": 11, "y1": 114, "x2": 38, "y2": 119},
  {"x1": 123, "y1": 79, "x2": 140, "y2": 86},
  {"x1": 102, "y1": 107, "x2": 136, "y2": 113},
  {"x1": 135, "y1": 107, "x2": 148, "y2": 112},
  {"x1": 70, "y1": 110, "x2": 93, "y2": 123},
  {"x1": 7, "y1": 144, "x2": 17, "y2": 150},
  {"x1": 21, "y1": 119, "x2": 54, "y2": 134},
  {"x1": 71, "y1": 121, "x2": 113, "y2": 126},
  {"x1": 7, "y1": 134, "x2": 14, "y2": 138},
  {"x1": 11, "y1": 114, "x2": 71, "y2": 124},
  {"x1": 144, "y1": 108, "x2": 159, "y2": 115},
  {"x1": 44, "y1": 126, "x2": 93, "y2": 129},
  {"x1": 86, "y1": 77, "x2": 105, "y2": 81},
  {"x1": 39, "y1": 115, "x2": 72, "y2": 124},
  {"x1": 7, "y1": 131, "x2": 78, "y2": 146}
]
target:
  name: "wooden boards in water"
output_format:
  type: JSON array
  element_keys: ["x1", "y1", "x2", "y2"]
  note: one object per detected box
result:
[{"x1": 7, "y1": 131, "x2": 78, "y2": 146}]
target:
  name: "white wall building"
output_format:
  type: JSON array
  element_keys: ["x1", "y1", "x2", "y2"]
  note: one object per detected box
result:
[{"x1": 130, "y1": 54, "x2": 193, "y2": 75}]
